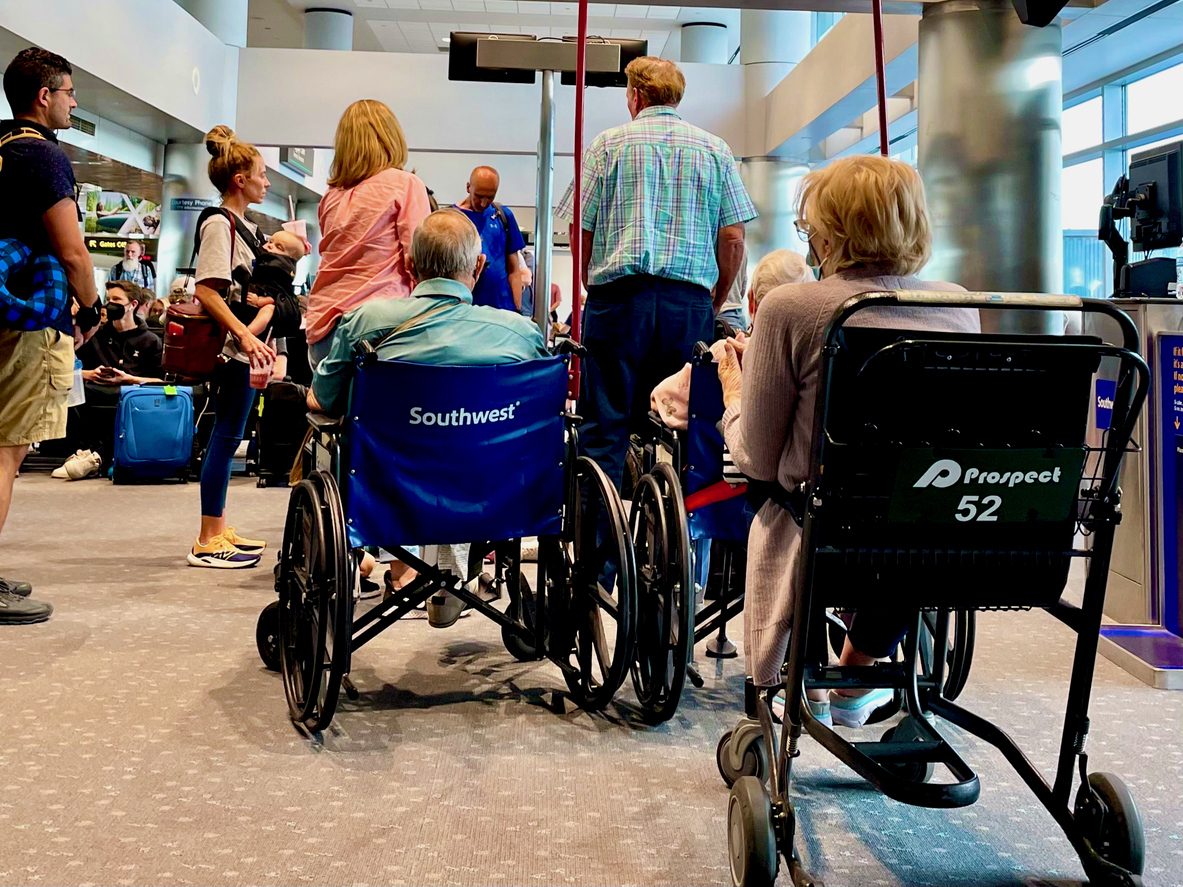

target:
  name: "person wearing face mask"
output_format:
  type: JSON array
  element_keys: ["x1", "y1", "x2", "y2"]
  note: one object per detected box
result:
[
  {"x1": 106, "y1": 239, "x2": 155, "y2": 293},
  {"x1": 715, "y1": 155, "x2": 980, "y2": 729},
  {"x1": 55, "y1": 280, "x2": 165, "y2": 480}
]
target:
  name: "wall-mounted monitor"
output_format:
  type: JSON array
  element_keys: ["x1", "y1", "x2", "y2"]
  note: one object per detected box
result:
[
  {"x1": 448, "y1": 32, "x2": 538, "y2": 84},
  {"x1": 1129, "y1": 140, "x2": 1182, "y2": 253},
  {"x1": 559, "y1": 37, "x2": 647, "y2": 88}
]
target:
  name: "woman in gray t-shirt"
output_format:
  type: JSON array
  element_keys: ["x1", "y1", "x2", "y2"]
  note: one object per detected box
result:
[{"x1": 187, "y1": 126, "x2": 276, "y2": 570}]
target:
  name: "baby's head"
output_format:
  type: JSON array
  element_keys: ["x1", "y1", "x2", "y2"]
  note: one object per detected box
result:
[{"x1": 264, "y1": 230, "x2": 305, "y2": 260}]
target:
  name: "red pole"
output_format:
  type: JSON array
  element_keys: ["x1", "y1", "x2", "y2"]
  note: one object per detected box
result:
[
  {"x1": 871, "y1": 0, "x2": 889, "y2": 157},
  {"x1": 569, "y1": 0, "x2": 588, "y2": 399}
]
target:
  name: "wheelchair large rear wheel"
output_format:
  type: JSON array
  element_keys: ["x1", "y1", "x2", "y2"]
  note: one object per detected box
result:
[
  {"x1": 302, "y1": 470, "x2": 352, "y2": 734},
  {"x1": 629, "y1": 462, "x2": 692, "y2": 723},
  {"x1": 277, "y1": 478, "x2": 329, "y2": 724},
  {"x1": 276, "y1": 473, "x2": 352, "y2": 733},
  {"x1": 558, "y1": 456, "x2": 636, "y2": 711}
]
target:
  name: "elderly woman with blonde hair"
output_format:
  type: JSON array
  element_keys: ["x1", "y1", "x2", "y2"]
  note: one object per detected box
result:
[{"x1": 717, "y1": 155, "x2": 980, "y2": 728}]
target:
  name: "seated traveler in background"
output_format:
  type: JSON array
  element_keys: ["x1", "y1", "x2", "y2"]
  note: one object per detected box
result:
[
  {"x1": 717, "y1": 155, "x2": 980, "y2": 727},
  {"x1": 557, "y1": 56, "x2": 758, "y2": 493},
  {"x1": 107, "y1": 239, "x2": 155, "y2": 293},
  {"x1": 305, "y1": 99, "x2": 432, "y2": 368},
  {"x1": 53, "y1": 279, "x2": 166, "y2": 480},
  {"x1": 454, "y1": 166, "x2": 527, "y2": 313},
  {"x1": 651, "y1": 249, "x2": 812, "y2": 431},
  {"x1": 309, "y1": 209, "x2": 548, "y2": 627}
]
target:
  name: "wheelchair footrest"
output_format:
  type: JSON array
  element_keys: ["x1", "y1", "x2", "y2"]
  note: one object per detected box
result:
[
  {"x1": 806, "y1": 664, "x2": 925, "y2": 691},
  {"x1": 802, "y1": 707, "x2": 981, "y2": 809}
]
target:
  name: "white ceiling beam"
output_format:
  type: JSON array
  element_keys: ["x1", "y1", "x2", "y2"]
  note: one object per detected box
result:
[{"x1": 762, "y1": 11, "x2": 921, "y2": 160}]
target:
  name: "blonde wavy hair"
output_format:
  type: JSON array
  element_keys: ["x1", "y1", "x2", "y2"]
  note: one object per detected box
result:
[
  {"x1": 328, "y1": 99, "x2": 409, "y2": 190},
  {"x1": 795, "y1": 155, "x2": 931, "y2": 277},
  {"x1": 204, "y1": 125, "x2": 260, "y2": 195}
]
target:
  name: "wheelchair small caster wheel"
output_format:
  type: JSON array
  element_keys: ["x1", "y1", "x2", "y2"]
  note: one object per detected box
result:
[
  {"x1": 717, "y1": 729, "x2": 767, "y2": 788},
  {"x1": 256, "y1": 601, "x2": 281, "y2": 672},
  {"x1": 727, "y1": 776, "x2": 778, "y2": 887},
  {"x1": 880, "y1": 723, "x2": 935, "y2": 784},
  {"x1": 1075, "y1": 772, "x2": 1145, "y2": 876}
]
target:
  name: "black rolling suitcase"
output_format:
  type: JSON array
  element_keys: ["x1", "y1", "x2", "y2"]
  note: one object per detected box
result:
[{"x1": 255, "y1": 380, "x2": 308, "y2": 487}]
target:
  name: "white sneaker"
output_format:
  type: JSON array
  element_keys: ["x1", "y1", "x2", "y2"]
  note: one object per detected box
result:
[
  {"x1": 52, "y1": 449, "x2": 91, "y2": 479},
  {"x1": 65, "y1": 451, "x2": 102, "y2": 480},
  {"x1": 520, "y1": 537, "x2": 539, "y2": 562}
]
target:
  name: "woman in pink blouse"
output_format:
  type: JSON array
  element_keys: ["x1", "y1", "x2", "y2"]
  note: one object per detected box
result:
[{"x1": 306, "y1": 99, "x2": 432, "y2": 365}]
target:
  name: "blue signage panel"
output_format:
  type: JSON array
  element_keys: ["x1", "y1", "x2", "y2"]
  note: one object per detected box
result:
[
  {"x1": 1095, "y1": 378, "x2": 1116, "y2": 431},
  {"x1": 1158, "y1": 333, "x2": 1183, "y2": 636}
]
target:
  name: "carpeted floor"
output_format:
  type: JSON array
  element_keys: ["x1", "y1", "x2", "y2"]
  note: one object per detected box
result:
[{"x1": 1, "y1": 474, "x2": 1181, "y2": 886}]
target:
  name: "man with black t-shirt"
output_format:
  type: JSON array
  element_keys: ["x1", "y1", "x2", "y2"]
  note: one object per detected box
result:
[{"x1": 0, "y1": 48, "x2": 101, "y2": 625}]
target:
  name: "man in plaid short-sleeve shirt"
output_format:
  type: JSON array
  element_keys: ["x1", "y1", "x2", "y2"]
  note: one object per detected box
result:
[{"x1": 556, "y1": 56, "x2": 757, "y2": 492}]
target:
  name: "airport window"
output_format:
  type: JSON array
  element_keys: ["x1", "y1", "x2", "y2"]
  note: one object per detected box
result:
[
  {"x1": 1125, "y1": 62, "x2": 1183, "y2": 136},
  {"x1": 1062, "y1": 96, "x2": 1102, "y2": 155},
  {"x1": 1062, "y1": 158, "x2": 1104, "y2": 231},
  {"x1": 812, "y1": 12, "x2": 843, "y2": 46}
]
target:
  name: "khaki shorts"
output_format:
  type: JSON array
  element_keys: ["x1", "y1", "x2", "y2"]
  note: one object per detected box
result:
[{"x1": 0, "y1": 328, "x2": 74, "y2": 447}]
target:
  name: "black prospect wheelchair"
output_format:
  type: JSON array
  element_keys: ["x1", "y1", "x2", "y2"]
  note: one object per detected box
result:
[
  {"x1": 719, "y1": 293, "x2": 1150, "y2": 887},
  {"x1": 256, "y1": 351, "x2": 637, "y2": 733}
]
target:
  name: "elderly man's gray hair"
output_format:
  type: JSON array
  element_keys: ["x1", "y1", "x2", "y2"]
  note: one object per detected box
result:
[{"x1": 411, "y1": 210, "x2": 482, "y2": 282}]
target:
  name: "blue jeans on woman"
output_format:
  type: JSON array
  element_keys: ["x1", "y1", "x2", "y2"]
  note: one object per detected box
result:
[{"x1": 200, "y1": 359, "x2": 258, "y2": 517}]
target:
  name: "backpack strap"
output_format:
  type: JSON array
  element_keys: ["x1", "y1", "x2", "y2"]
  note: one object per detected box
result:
[
  {"x1": 0, "y1": 127, "x2": 47, "y2": 150},
  {"x1": 0, "y1": 127, "x2": 48, "y2": 174},
  {"x1": 492, "y1": 203, "x2": 514, "y2": 258},
  {"x1": 187, "y1": 207, "x2": 262, "y2": 289}
]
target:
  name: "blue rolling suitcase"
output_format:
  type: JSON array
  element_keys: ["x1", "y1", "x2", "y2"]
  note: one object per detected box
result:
[{"x1": 113, "y1": 385, "x2": 194, "y2": 484}]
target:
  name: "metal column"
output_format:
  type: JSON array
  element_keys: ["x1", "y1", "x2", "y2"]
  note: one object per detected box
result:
[
  {"x1": 918, "y1": 0, "x2": 1063, "y2": 332},
  {"x1": 533, "y1": 70, "x2": 556, "y2": 337}
]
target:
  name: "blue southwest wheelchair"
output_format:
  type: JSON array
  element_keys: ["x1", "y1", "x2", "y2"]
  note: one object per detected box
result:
[
  {"x1": 630, "y1": 348, "x2": 978, "y2": 725},
  {"x1": 628, "y1": 348, "x2": 753, "y2": 723},
  {"x1": 719, "y1": 293, "x2": 1150, "y2": 887},
  {"x1": 256, "y1": 349, "x2": 637, "y2": 733}
]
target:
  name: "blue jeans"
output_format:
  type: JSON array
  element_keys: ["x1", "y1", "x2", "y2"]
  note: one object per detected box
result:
[
  {"x1": 200, "y1": 360, "x2": 258, "y2": 517},
  {"x1": 716, "y1": 305, "x2": 750, "y2": 334},
  {"x1": 580, "y1": 275, "x2": 714, "y2": 491}
]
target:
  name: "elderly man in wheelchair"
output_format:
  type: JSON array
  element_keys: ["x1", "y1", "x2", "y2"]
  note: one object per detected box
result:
[{"x1": 258, "y1": 209, "x2": 638, "y2": 734}]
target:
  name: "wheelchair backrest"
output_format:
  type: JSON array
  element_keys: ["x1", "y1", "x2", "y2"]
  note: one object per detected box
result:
[
  {"x1": 686, "y1": 357, "x2": 749, "y2": 542},
  {"x1": 341, "y1": 356, "x2": 567, "y2": 549},
  {"x1": 808, "y1": 293, "x2": 1145, "y2": 610}
]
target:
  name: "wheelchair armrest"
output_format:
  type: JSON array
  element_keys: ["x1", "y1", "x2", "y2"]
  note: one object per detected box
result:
[
  {"x1": 306, "y1": 412, "x2": 342, "y2": 434},
  {"x1": 552, "y1": 337, "x2": 587, "y2": 359}
]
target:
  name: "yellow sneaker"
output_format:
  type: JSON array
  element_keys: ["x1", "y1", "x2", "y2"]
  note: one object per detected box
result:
[
  {"x1": 188, "y1": 533, "x2": 261, "y2": 569},
  {"x1": 223, "y1": 527, "x2": 266, "y2": 553}
]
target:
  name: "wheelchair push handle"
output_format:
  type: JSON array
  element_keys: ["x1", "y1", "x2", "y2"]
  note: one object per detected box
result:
[{"x1": 827, "y1": 291, "x2": 1141, "y2": 354}]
